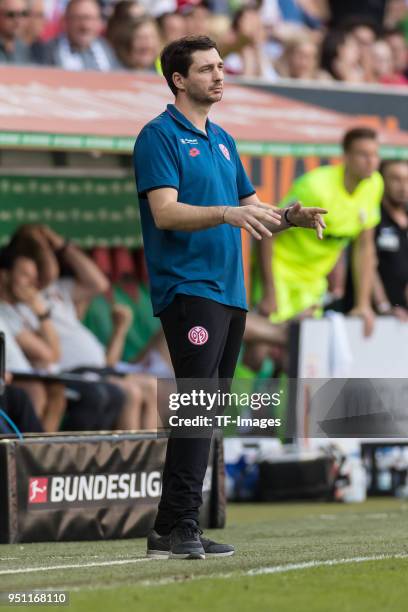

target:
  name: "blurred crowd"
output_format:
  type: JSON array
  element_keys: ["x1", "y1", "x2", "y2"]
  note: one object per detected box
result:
[
  {"x1": 0, "y1": 225, "x2": 174, "y2": 434},
  {"x1": 0, "y1": 0, "x2": 407, "y2": 86}
]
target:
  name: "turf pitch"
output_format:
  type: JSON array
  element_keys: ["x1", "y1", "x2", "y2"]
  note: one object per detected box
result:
[{"x1": 1, "y1": 498, "x2": 408, "y2": 611}]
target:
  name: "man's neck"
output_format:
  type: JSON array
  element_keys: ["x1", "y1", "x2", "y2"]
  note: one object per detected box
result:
[
  {"x1": 174, "y1": 97, "x2": 211, "y2": 134},
  {"x1": 343, "y1": 166, "x2": 361, "y2": 194},
  {"x1": 383, "y1": 196, "x2": 408, "y2": 228}
]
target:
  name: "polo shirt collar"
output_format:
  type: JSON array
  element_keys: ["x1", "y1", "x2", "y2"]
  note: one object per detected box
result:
[{"x1": 166, "y1": 104, "x2": 216, "y2": 140}]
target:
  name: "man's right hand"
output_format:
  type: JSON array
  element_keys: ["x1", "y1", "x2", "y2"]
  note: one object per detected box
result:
[
  {"x1": 257, "y1": 291, "x2": 277, "y2": 317},
  {"x1": 223, "y1": 204, "x2": 281, "y2": 240},
  {"x1": 13, "y1": 283, "x2": 48, "y2": 317}
]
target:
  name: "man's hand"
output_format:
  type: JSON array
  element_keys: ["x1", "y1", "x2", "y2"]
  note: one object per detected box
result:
[
  {"x1": 286, "y1": 202, "x2": 328, "y2": 239},
  {"x1": 37, "y1": 226, "x2": 65, "y2": 250},
  {"x1": 257, "y1": 291, "x2": 277, "y2": 317},
  {"x1": 350, "y1": 305, "x2": 376, "y2": 337},
  {"x1": 13, "y1": 281, "x2": 49, "y2": 318},
  {"x1": 224, "y1": 204, "x2": 281, "y2": 240},
  {"x1": 111, "y1": 304, "x2": 133, "y2": 332}
]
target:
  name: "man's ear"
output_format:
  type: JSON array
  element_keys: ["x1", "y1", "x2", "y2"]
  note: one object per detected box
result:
[{"x1": 172, "y1": 72, "x2": 185, "y2": 92}]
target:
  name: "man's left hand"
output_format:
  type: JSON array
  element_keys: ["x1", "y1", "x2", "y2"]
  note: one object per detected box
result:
[{"x1": 286, "y1": 202, "x2": 328, "y2": 239}]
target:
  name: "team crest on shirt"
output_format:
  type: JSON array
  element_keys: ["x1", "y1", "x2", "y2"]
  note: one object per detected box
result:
[
  {"x1": 189, "y1": 148, "x2": 200, "y2": 157},
  {"x1": 188, "y1": 326, "x2": 209, "y2": 346},
  {"x1": 219, "y1": 143, "x2": 230, "y2": 160}
]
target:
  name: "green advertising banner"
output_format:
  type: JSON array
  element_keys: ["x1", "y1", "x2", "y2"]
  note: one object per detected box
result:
[{"x1": 0, "y1": 175, "x2": 141, "y2": 247}]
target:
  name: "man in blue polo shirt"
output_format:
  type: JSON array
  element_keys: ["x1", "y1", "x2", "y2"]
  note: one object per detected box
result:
[{"x1": 133, "y1": 35, "x2": 326, "y2": 560}]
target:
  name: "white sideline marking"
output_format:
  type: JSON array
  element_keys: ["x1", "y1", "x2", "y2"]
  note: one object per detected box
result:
[
  {"x1": 2, "y1": 553, "x2": 408, "y2": 583},
  {"x1": 0, "y1": 557, "x2": 151, "y2": 576},
  {"x1": 138, "y1": 553, "x2": 408, "y2": 588},
  {"x1": 247, "y1": 553, "x2": 408, "y2": 576}
]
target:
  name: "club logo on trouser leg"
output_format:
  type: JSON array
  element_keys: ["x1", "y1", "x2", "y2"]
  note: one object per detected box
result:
[{"x1": 188, "y1": 326, "x2": 209, "y2": 345}]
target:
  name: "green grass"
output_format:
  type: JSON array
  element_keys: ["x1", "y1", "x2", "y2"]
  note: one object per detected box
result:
[{"x1": 1, "y1": 499, "x2": 408, "y2": 611}]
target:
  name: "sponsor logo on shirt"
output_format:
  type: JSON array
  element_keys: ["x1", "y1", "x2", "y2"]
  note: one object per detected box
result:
[
  {"x1": 180, "y1": 138, "x2": 199, "y2": 145},
  {"x1": 189, "y1": 148, "x2": 200, "y2": 157},
  {"x1": 219, "y1": 143, "x2": 230, "y2": 160}
]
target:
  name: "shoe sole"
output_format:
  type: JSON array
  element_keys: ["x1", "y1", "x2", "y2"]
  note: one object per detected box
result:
[
  {"x1": 147, "y1": 550, "x2": 234, "y2": 559},
  {"x1": 146, "y1": 550, "x2": 170, "y2": 560},
  {"x1": 169, "y1": 551, "x2": 205, "y2": 560}
]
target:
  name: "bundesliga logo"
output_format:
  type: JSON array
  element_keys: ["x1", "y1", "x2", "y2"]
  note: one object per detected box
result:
[
  {"x1": 28, "y1": 477, "x2": 48, "y2": 504},
  {"x1": 27, "y1": 472, "x2": 162, "y2": 505}
]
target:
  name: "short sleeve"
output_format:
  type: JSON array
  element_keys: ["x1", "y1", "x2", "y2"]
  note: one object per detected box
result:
[
  {"x1": 229, "y1": 138, "x2": 255, "y2": 200},
  {"x1": 133, "y1": 126, "x2": 180, "y2": 197},
  {"x1": 0, "y1": 303, "x2": 24, "y2": 336}
]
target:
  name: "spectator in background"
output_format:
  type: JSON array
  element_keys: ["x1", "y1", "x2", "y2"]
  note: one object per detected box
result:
[
  {"x1": 275, "y1": 36, "x2": 323, "y2": 80},
  {"x1": 374, "y1": 160, "x2": 408, "y2": 319},
  {"x1": 260, "y1": 0, "x2": 325, "y2": 50},
  {"x1": 254, "y1": 128, "x2": 383, "y2": 336},
  {"x1": 33, "y1": 0, "x2": 119, "y2": 70},
  {"x1": 111, "y1": 15, "x2": 161, "y2": 71},
  {"x1": 157, "y1": 10, "x2": 186, "y2": 45},
  {"x1": 384, "y1": 0, "x2": 408, "y2": 30},
  {"x1": 320, "y1": 29, "x2": 365, "y2": 82},
  {"x1": 13, "y1": 224, "x2": 158, "y2": 430},
  {"x1": 22, "y1": 0, "x2": 45, "y2": 45},
  {"x1": 384, "y1": 28, "x2": 408, "y2": 78},
  {"x1": 0, "y1": 250, "x2": 67, "y2": 432},
  {"x1": 223, "y1": 5, "x2": 277, "y2": 79},
  {"x1": 0, "y1": 0, "x2": 32, "y2": 63},
  {"x1": 107, "y1": 0, "x2": 146, "y2": 23},
  {"x1": 182, "y1": 0, "x2": 211, "y2": 36},
  {"x1": 340, "y1": 17, "x2": 378, "y2": 80},
  {"x1": 371, "y1": 38, "x2": 408, "y2": 84}
]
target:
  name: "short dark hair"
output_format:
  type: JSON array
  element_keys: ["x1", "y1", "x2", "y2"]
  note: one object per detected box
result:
[
  {"x1": 338, "y1": 15, "x2": 379, "y2": 37},
  {"x1": 160, "y1": 35, "x2": 219, "y2": 96},
  {"x1": 0, "y1": 235, "x2": 42, "y2": 271},
  {"x1": 342, "y1": 127, "x2": 378, "y2": 152},
  {"x1": 380, "y1": 159, "x2": 408, "y2": 176}
]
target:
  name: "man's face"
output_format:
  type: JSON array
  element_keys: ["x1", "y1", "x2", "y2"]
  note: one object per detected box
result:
[
  {"x1": 386, "y1": 33, "x2": 408, "y2": 74},
  {"x1": 384, "y1": 162, "x2": 408, "y2": 207},
  {"x1": 161, "y1": 13, "x2": 186, "y2": 44},
  {"x1": 345, "y1": 138, "x2": 380, "y2": 180},
  {"x1": 8, "y1": 256, "x2": 38, "y2": 300},
  {"x1": 176, "y1": 48, "x2": 224, "y2": 105},
  {"x1": 0, "y1": 0, "x2": 28, "y2": 40},
  {"x1": 65, "y1": 0, "x2": 102, "y2": 49},
  {"x1": 128, "y1": 21, "x2": 160, "y2": 70},
  {"x1": 24, "y1": 0, "x2": 45, "y2": 43}
]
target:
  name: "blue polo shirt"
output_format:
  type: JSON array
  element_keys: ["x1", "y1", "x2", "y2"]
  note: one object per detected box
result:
[{"x1": 133, "y1": 104, "x2": 255, "y2": 316}]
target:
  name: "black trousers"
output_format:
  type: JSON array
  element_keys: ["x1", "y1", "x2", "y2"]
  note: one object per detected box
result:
[{"x1": 155, "y1": 294, "x2": 246, "y2": 534}]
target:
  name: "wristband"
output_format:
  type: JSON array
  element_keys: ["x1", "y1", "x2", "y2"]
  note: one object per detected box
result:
[
  {"x1": 222, "y1": 206, "x2": 229, "y2": 223},
  {"x1": 284, "y1": 207, "x2": 297, "y2": 227}
]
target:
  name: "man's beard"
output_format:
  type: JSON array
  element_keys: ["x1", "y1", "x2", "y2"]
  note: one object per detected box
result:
[{"x1": 187, "y1": 86, "x2": 223, "y2": 105}]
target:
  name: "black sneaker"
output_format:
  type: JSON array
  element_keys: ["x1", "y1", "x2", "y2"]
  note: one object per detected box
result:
[
  {"x1": 170, "y1": 519, "x2": 205, "y2": 560},
  {"x1": 147, "y1": 528, "x2": 235, "y2": 559},
  {"x1": 146, "y1": 530, "x2": 172, "y2": 559}
]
